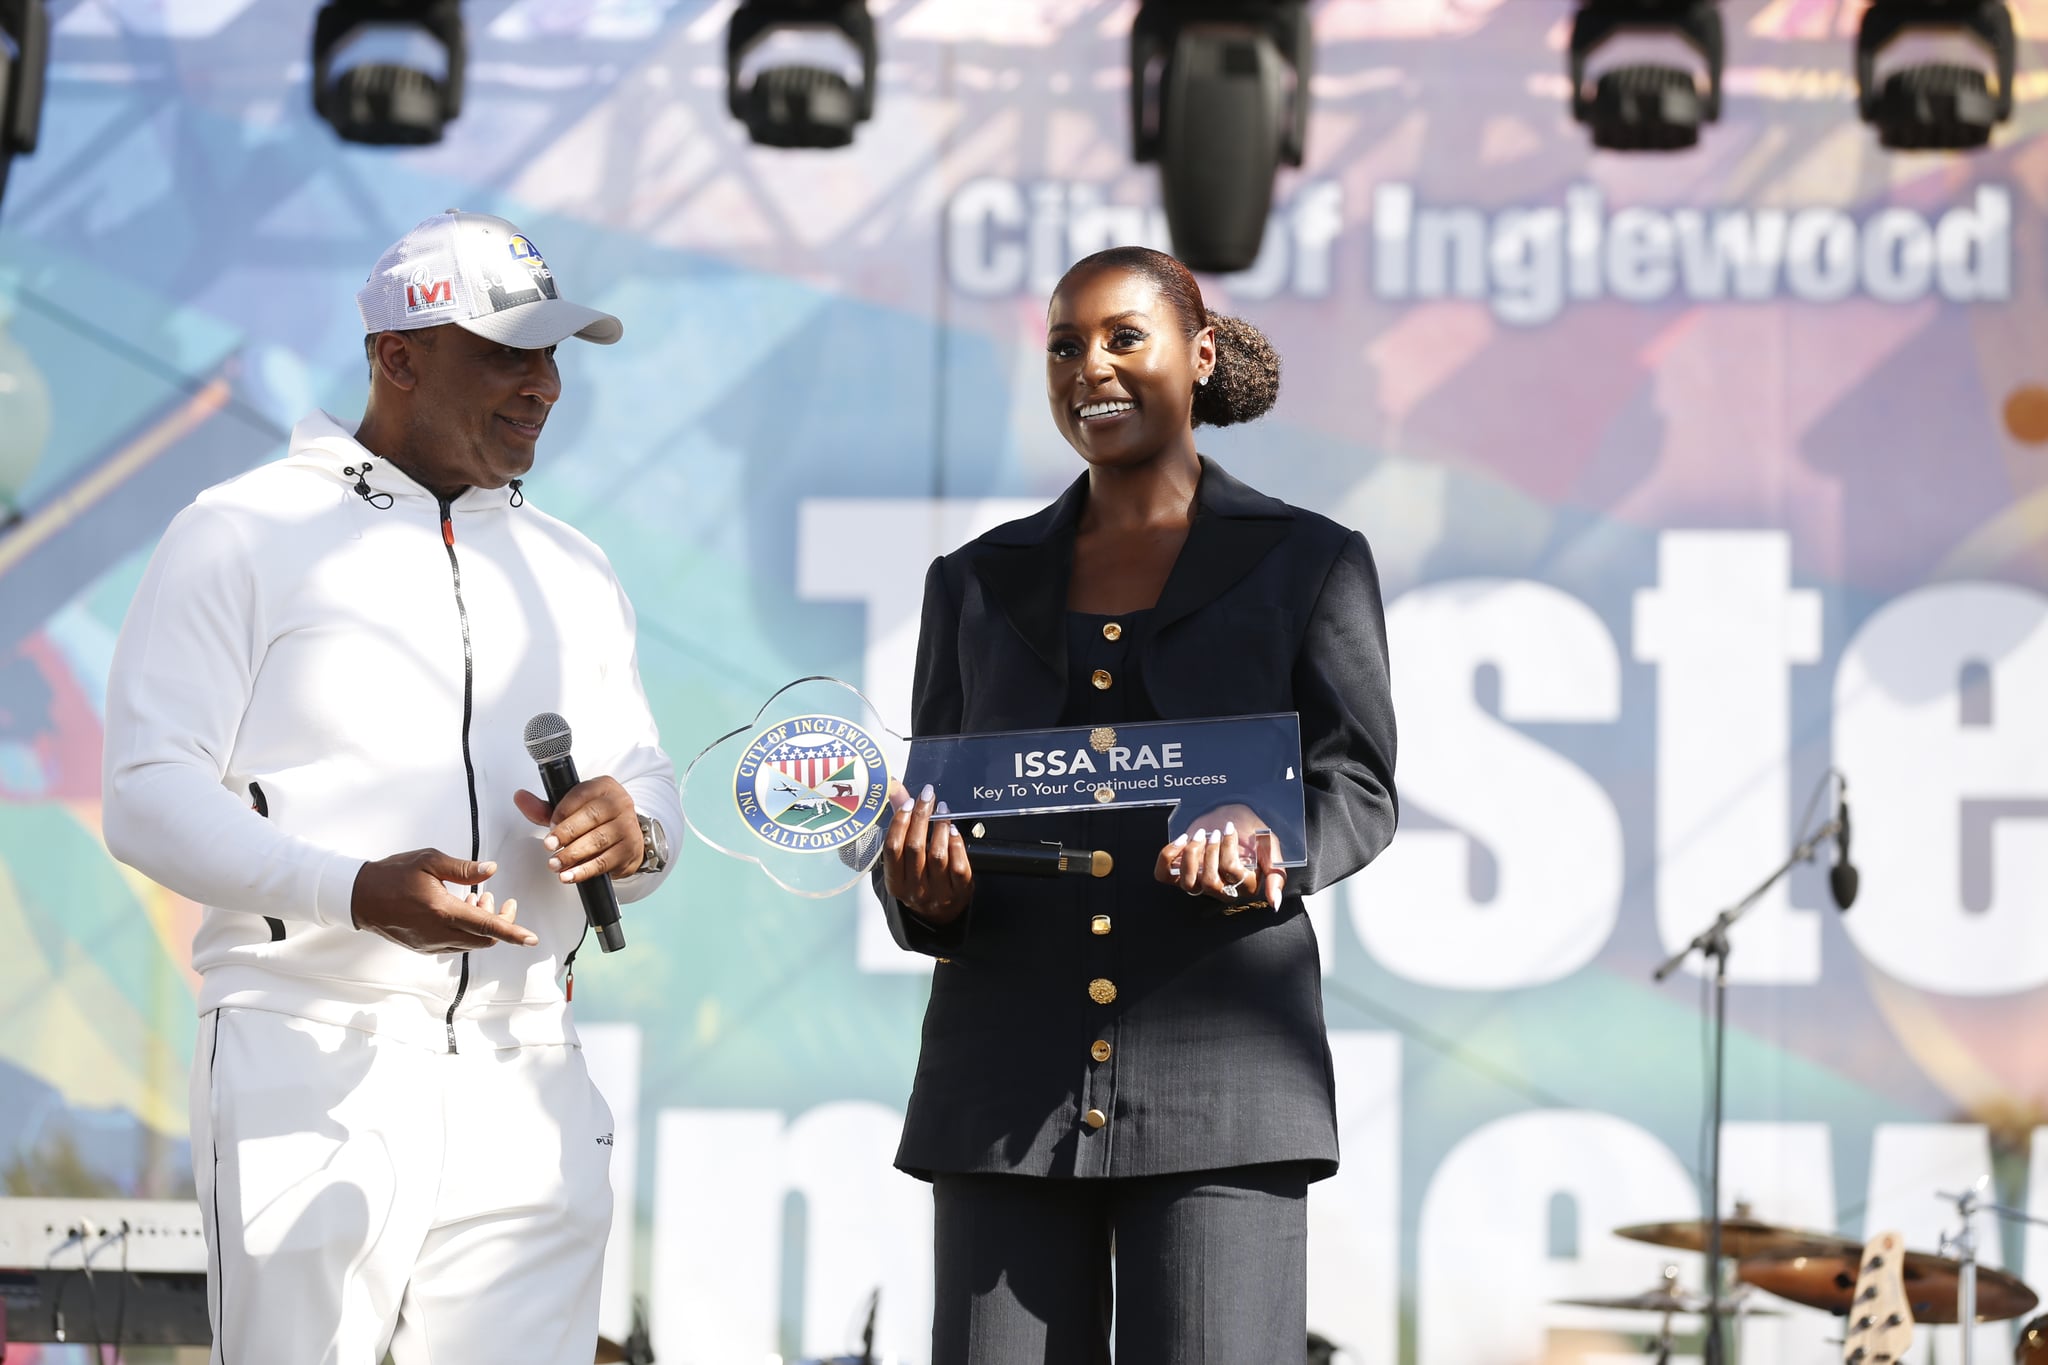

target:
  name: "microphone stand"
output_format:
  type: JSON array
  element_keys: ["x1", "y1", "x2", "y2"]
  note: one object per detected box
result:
[{"x1": 1653, "y1": 816, "x2": 1843, "y2": 1365}]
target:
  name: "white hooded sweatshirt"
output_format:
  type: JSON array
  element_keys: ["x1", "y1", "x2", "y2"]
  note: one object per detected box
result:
[{"x1": 103, "y1": 411, "x2": 680, "y2": 1054}]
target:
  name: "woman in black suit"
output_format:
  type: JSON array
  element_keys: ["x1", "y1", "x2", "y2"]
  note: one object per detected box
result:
[{"x1": 878, "y1": 245, "x2": 1397, "y2": 1364}]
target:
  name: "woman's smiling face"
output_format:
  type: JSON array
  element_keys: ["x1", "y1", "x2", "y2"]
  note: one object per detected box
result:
[{"x1": 1045, "y1": 265, "x2": 1214, "y2": 470}]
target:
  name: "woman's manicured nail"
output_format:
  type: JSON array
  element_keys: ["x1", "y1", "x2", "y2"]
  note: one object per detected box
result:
[
  {"x1": 919, "y1": 784, "x2": 935, "y2": 805},
  {"x1": 1224, "y1": 821, "x2": 1237, "y2": 837},
  {"x1": 936, "y1": 800, "x2": 950, "y2": 816}
]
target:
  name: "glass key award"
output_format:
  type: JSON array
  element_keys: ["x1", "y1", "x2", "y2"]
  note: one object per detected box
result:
[{"x1": 683, "y1": 676, "x2": 1308, "y2": 896}]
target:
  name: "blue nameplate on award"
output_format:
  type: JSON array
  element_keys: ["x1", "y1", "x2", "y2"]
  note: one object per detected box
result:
[
  {"x1": 901, "y1": 713, "x2": 1307, "y2": 867},
  {"x1": 683, "y1": 679, "x2": 1310, "y2": 896}
]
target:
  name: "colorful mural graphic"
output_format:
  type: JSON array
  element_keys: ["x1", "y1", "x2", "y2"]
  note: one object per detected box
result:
[{"x1": 5, "y1": 1, "x2": 2048, "y2": 1361}]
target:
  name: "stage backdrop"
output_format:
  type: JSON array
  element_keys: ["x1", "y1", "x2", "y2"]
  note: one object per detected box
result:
[{"x1": 5, "y1": 2, "x2": 2048, "y2": 1362}]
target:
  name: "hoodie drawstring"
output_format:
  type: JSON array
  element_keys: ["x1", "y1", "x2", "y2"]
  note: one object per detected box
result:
[
  {"x1": 341, "y1": 462, "x2": 524, "y2": 511},
  {"x1": 343, "y1": 461, "x2": 395, "y2": 510}
]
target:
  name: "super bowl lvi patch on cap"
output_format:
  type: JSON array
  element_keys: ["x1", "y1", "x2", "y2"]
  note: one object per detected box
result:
[{"x1": 356, "y1": 210, "x2": 624, "y2": 348}]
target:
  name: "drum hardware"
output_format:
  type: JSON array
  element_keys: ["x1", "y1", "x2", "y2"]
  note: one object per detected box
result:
[
  {"x1": 1925, "y1": 1177, "x2": 2048, "y2": 1363},
  {"x1": 1556, "y1": 1261, "x2": 1785, "y2": 1317},
  {"x1": 1616, "y1": 1211, "x2": 1859, "y2": 1263},
  {"x1": 1943, "y1": 1177, "x2": 1990, "y2": 1353},
  {"x1": 1610, "y1": 1209, "x2": 2043, "y2": 1363},
  {"x1": 1554, "y1": 1265, "x2": 1781, "y2": 1365},
  {"x1": 2014, "y1": 1312, "x2": 2047, "y2": 1362},
  {"x1": 1735, "y1": 1245, "x2": 2036, "y2": 1325}
]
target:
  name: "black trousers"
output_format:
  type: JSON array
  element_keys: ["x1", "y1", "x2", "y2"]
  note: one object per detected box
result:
[{"x1": 929, "y1": 1164, "x2": 1310, "y2": 1365}]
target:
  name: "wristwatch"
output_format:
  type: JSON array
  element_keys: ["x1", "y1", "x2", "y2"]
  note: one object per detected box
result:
[{"x1": 630, "y1": 812, "x2": 670, "y2": 876}]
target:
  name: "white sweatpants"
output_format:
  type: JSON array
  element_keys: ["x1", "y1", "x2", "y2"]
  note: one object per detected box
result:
[{"x1": 190, "y1": 1007, "x2": 616, "y2": 1365}]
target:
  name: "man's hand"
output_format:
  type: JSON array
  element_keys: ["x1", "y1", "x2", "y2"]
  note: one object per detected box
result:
[
  {"x1": 351, "y1": 851, "x2": 538, "y2": 954},
  {"x1": 514, "y1": 776, "x2": 644, "y2": 883}
]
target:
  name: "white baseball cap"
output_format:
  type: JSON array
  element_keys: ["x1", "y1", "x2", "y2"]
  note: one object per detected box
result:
[{"x1": 356, "y1": 210, "x2": 623, "y2": 349}]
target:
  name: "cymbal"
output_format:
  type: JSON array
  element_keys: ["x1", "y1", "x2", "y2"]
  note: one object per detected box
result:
[
  {"x1": 1738, "y1": 1247, "x2": 2040, "y2": 1324},
  {"x1": 1554, "y1": 1287, "x2": 1784, "y2": 1316},
  {"x1": 1614, "y1": 1217, "x2": 1860, "y2": 1262},
  {"x1": 595, "y1": 1338, "x2": 627, "y2": 1364}
]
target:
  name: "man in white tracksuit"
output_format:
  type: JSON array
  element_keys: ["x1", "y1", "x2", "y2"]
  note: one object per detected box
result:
[{"x1": 102, "y1": 211, "x2": 679, "y2": 1364}]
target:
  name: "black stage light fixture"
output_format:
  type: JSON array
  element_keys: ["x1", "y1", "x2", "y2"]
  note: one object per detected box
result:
[
  {"x1": 1856, "y1": 0, "x2": 2013, "y2": 150},
  {"x1": 1130, "y1": 0, "x2": 1311, "y2": 274},
  {"x1": 1568, "y1": 0, "x2": 1723, "y2": 151},
  {"x1": 312, "y1": 0, "x2": 466, "y2": 146},
  {"x1": 727, "y1": 0, "x2": 876, "y2": 149},
  {"x1": 0, "y1": 0, "x2": 51, "y2": 211}
]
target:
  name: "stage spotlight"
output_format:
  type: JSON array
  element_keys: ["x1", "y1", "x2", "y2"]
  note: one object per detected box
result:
[
  {"x1": 1856, "y1": 0, "x2": 2013, "y2": 150},
  {"x1": 0, "y1": 0, "x2": 51, "y2": 211},
  {"x1": 311, "y1": 0, "x2": 466, "y2": 146},
  {"x1": 1130, "y1": 0, "x2": 1312, "y2": 274},
  {"x1": 1568, "y1": 0, "x2": 1723, "y2": 151},
  {"x1": 726, "y1": 0, "x2": 876, "y2": 149}
]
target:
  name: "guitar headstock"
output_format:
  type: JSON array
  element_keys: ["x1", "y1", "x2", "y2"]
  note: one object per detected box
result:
[{"x1": 1841, "y1": 1230, "x2": 1915, "y2": 1365}]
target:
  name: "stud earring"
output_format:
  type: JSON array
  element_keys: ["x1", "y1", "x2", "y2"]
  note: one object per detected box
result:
[{"x1": 1198, "y1": 375, "x2": 1210, "y2": 386}]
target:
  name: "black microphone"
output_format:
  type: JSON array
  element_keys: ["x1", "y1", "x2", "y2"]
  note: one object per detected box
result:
[
  {"x1": 835, "y1": 824, "x2": 1111, "y2": 879},
  {"x1": 965, "y1": 836, "x2": 1113, "y2": 879},
  {"x1": 523, "y1": 712, "x2": 625, "y2": 953},
  {"x1": 1829, "y1": 776, "x2": 1859, "y2": 912}
]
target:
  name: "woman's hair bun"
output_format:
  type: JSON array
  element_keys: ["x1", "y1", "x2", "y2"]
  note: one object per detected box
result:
[{"x1": 1193, "y1": 313, "x2": 1280, "y2": 428}]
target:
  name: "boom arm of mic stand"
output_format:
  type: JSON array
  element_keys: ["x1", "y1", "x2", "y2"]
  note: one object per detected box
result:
[
  {"x1": 1647, "y1": 815, "x2": 1841, "y2": 1365},
  {"x1": 1651, "y1": 818, "x2": 1841, "y2": 983}
]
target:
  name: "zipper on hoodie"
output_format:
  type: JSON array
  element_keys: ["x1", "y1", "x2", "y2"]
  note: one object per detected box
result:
[{"x1": 439, "y1": 495, "x2": 481, "y2": 1054}]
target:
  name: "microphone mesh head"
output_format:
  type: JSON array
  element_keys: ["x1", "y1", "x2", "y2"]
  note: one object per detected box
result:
[
  {"x1": 523, "y1": 712, "x2": 573, "y2": 763},
  {"x1": 838, "y1": 826, "x2": 882, "y2": 872}
]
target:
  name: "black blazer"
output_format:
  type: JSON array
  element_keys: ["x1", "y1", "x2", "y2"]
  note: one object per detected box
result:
[{"x1": 880, "y1": 459, "x2": 1397, "y2": 1181}]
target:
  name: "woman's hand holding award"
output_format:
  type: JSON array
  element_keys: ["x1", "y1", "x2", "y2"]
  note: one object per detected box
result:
[{"x1": 681, "y1": 676, "x2": 1310, "y2": 898}]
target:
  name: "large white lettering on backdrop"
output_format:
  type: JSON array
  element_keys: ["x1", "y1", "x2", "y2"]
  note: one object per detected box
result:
[
  {"x1": 1836, "y1": 582, "x2": 2048, "y2": 996},
  {"x1": 941, "y1": 179, "x2": 2013, "y2": 322},
  {"x1": 946, "y1": 178, "x2": 1344, "y2": 301},
  {"x1": 1373, "y1": 184, "x2": 2011, "y2": 324},
  {"x1": 1638, "y1": 533, "x2": 1823, "y2": 985},
  {"x1": 1365, "y1": 579, "x2": 1623, "y2": 988},
  {"x1": 800, "y1": 506, "x2": 2048, "y2": 994},
  {"x1": 1418, "y1": 1110, "x2": 1700, "y2": 1365}
]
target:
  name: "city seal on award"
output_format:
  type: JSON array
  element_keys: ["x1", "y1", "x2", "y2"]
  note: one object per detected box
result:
[
  {"x1": 682, "y1": 676, "x2": 908, "y2": 897},
  {"x1": 733, "y1": 714, "x2": 890, "y2": 853}
]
